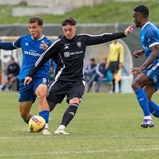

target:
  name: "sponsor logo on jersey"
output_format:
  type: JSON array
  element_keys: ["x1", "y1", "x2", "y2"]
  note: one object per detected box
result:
[
  {"x1": 64, "y1": 52, "x2": 70, "y2": 57},
  {"x1": 24, "y1": 50, "x2": 41, "y2": 57},
  {"x1": 77, "y1": 41, "x2": 81, "y2": 48}
]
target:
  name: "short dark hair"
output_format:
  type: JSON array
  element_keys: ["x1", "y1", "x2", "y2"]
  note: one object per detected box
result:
[
  {"x1": 90, "y1": 58, "x2": 96, "y2": 61},
  {"x1": 62, "y1": 17, "x2": 76, "y2": 26},
  {"x1": 28, "y1": 17, "x2": 43, "y2": 26},
  {"x1": 133, "y1": 5, "x2": 149, "y2": 18}
]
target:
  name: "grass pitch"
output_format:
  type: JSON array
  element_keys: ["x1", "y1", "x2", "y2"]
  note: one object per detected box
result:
[{"x1": 0, "y1": 91, "x2": 159, "y2": 159}]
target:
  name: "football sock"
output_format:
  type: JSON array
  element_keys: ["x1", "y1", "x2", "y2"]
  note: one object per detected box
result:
[
  {"x1": 149, "y1": 100, "x2": 159, "y2": 118},
  {"x1": 60, "y1": 103, "x2": 78, "y2": 127},
  {"x1": 135, "y1": 88, "x2": 150, "y2": 116},
  {"x1": 39, "y1": 110, "x2": 49, "y2": 125}
]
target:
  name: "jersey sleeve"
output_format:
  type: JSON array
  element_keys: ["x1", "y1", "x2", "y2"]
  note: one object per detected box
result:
[
  {"x1": 27, "y1": 39, "x2": 60, "y2": 78},
  {"x1": 81, "y1": 32, "x2": 126, "y2": 46},
  {"x1": 13, "y1": 36, "x2": 24, "y2": 48},
  {"x1": 0, "y1": 42, "x2": 16, "y2": 50},
  {"x1": 145, "y1": 29, "x2": 159, "y2": 48}
]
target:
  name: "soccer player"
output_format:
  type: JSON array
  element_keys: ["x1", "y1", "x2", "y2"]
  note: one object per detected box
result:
[
  {"x1": 131, "y1": 5, "x2": 159, "y2": 128},
  {"x1": 0, "y1": 17, "x2": 52, "y2": 135},
  {"x1": 24, "y1": 17, "x2": 133, "y2": 135}
]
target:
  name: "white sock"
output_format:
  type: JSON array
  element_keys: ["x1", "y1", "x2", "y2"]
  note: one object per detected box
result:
[
  {"x1": 144, "y1": 116, "x2": 152, "y2": 120},
  {"x1": 45, "y1": 123, "x2": 49, "y2": 129},
  {"x1": 58, "y1": 125, "x2": 65, "y2": 130}
]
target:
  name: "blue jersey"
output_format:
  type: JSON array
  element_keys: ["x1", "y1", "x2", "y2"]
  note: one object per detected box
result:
[
  {"x1": 140, "y1": 22, "x2": 159, "y2": 62},
  {"x1": 13, "y1": 35, "x2": 52, "y2": 80}
]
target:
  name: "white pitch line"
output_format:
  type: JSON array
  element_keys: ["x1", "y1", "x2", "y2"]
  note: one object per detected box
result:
[
  {"x1": 0, "y1": 148, "x2": 159, "y2": 157},
  {"x1": 1, "y1": 135, "x2": 159, "y2": 140}
]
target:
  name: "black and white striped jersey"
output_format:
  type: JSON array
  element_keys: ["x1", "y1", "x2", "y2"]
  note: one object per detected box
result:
[{"x1": 28, "y1": 32, "x2": 126, "y2": 81}]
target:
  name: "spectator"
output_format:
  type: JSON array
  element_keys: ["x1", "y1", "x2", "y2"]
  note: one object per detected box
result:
[
  {"x1": 87, "y1": 57, "x2": 109, "y2": 92},
  {"x1": 106, "y1": 40, "x2": 124, "y2": 93},
  {"x1": 84, "y1": 58, "x2": 96, "y2": 83},
  {"x1": 1, "y1": 56, "x2": 20, "y2": 91}
]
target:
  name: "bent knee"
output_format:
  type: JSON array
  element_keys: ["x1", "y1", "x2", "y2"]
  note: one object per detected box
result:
[{"x1": 70, "y1": 98, "x2": 80, "y2": 104}]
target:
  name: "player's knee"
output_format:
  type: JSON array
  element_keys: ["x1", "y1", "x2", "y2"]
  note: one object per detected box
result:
[
  {"x1": 70, "y1": 98, "x2": 80, "y2": 104},
  {"x1": 36, "y1": 90, "x2": 47, "y2": 101},
  {"x1": 131, "y1": 79, "x2": 139, "y2": 90}
]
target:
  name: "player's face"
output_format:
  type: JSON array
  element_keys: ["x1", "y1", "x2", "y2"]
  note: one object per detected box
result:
[
  {"x1": 62, "y1": 25, "x2": 76, "y2": 40},
  {"x1": 28, "y1": 22, "x2": 43, "y2": 40},
  {"x1": 133, "y1": 11, "x2": 142, "y2": 28}
]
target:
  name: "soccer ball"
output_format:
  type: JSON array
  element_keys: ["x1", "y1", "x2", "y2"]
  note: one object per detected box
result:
[{"x1": 29, "y1": 115, "x2": 46, "y2": 132}]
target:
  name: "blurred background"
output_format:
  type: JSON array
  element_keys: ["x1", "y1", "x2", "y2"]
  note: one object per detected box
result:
[{"x1": 0, "y1": 0, "x2": 158, "y2": 92}]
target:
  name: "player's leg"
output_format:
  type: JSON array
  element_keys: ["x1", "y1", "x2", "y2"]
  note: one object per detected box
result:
[
  {"x1": 35, "y1": 81, "x2": 51, "y2": 135},
  {"x1": 87, "y1": 74, "x2": 96, "y2": 92},
  {"x1": 55, "y1": 81, "x2": 85, "y2": 135},
  {"x1": 18, "y1": 79, "x2": 36, "y2": 124},
  {"x1": 144, "y1": 84, "x2": 159, "y2": 118},
  {"x1": 19, "y1": 101, "x2": 33, "y2": 123},
  {"x1": 109, "y1": 62, "x2": 116, "y2": 93},
  {"x1": 131, "y1": 73, "x2": 154, "y2": 128}
]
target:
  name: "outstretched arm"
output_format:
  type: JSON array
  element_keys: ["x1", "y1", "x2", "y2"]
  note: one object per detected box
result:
[
  {"x1": 0, "y1": 42, "x2": 17, "y2": 50},
  {"x1": 84, "y1": 25, "x2": 133, "y2": 46}
]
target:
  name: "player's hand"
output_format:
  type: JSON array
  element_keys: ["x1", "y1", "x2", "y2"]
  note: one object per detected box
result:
[
  {"x1": 24, "y1": 76, "x2": 32, "y2": 85},
  {"x1": 41, "y1": 41, "x2": 48, "y2": 50},
  {"x1": 131, "y1": 67, "x2": 142, "y2": 74},
  {"x1": 124, "y1": 25, "x2": 133, "y2": 36},
  {"x1": 133, "y1": 50, "x2": 144, "y2": 58}
]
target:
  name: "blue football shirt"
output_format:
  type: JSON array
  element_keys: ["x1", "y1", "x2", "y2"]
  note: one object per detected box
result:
[
  {"x1": 13, "y1": 35, "x2": 52, "y2": 80},
  {"x1": 140, "y1": 22, "x2": 159, "y2": 62}
]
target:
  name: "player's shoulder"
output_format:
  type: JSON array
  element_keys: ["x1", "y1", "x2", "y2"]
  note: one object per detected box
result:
[
  {"x1": 144, "y1": 23, "x2": 159, "y2": 36},
  {"x1": 78, "y1": 33, "x2": 91, "y2": 37}
]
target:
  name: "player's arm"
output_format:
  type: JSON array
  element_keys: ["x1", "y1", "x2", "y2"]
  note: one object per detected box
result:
[
  {"x1": 84, "y1": 25, "x2": 133, "y2": 45},
  {"x1": 132, "y1": 45, "x2": 159, "y2": 74},
  {"x1": 133, "y1": 49, "x2": 144, "y2": 58},
  {"x1": 0, "y1": 36, "x2": 24, "y2": 50},
  {"x1": 140, "y1": 44, "x2": 159, "y2": 70},
  {"x1": 0, "y1": 42, "x2": 17, "y2": 50}
]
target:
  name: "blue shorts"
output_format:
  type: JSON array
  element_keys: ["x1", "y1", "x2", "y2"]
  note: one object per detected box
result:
[
  {"x1": 143, "y1": 62, "x2": 159, "y2": 90},
  {"x1": 18, "y1": 78, "x2": 48, "y2": 102}
]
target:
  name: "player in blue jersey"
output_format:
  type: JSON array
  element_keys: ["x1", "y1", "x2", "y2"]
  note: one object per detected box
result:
[
  {"x1": 0, "y1": 17, "x2": 52, "y2": 135},
  {"x1": 131, "y1": 5, "x2": 159, "y2": 128}
]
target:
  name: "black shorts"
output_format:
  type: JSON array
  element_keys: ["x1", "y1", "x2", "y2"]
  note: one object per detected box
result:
[
  {"x1": 48, "y1": 80, "x2": 85, "y2": 104},
  {"x1": 109, "y1": 61, "x2": 119, "y2": 74}
]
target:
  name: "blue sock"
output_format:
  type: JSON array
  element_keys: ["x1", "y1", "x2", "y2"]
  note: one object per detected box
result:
[
  {"x1": 135, "y1": 88, "x2": 150, "y2": 116},
  {"x1": 149, "y1": 100, "x2": 159, "y2": 118},
  {"x1": 39, "y1": 110, "x2": 49, "y2": 124}
]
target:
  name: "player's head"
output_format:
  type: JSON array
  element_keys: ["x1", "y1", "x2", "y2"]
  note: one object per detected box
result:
[
  {"x1": 133, "y1": 5, "x2": 149, "y2": 28},
  {"x1": 62, "y1": 17, "x2": 77, "y2": 40},
  {"x1": 28, "y1": 17, "x2": 44, "y2": 40}
]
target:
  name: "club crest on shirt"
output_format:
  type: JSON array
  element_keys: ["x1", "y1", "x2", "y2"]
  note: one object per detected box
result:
[
  {"x1": 77, "y1": 41, "x2": 81, "y2": 48},
  {"x1": 25, "y1": 42, "x2": 29, "y2": 46}
]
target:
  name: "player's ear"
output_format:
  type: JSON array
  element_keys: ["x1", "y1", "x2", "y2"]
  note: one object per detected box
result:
[{"x1": 74, "y1": 25, "x2": 77, "y2": 31}]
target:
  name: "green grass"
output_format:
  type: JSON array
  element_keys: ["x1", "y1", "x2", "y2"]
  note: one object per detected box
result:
[
  {"x1": 0, "y1": 91, "x2": 159, "y2": 159},
  {"x1": 0, "y1": 1, "x2": 159, "y2": 24}
]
